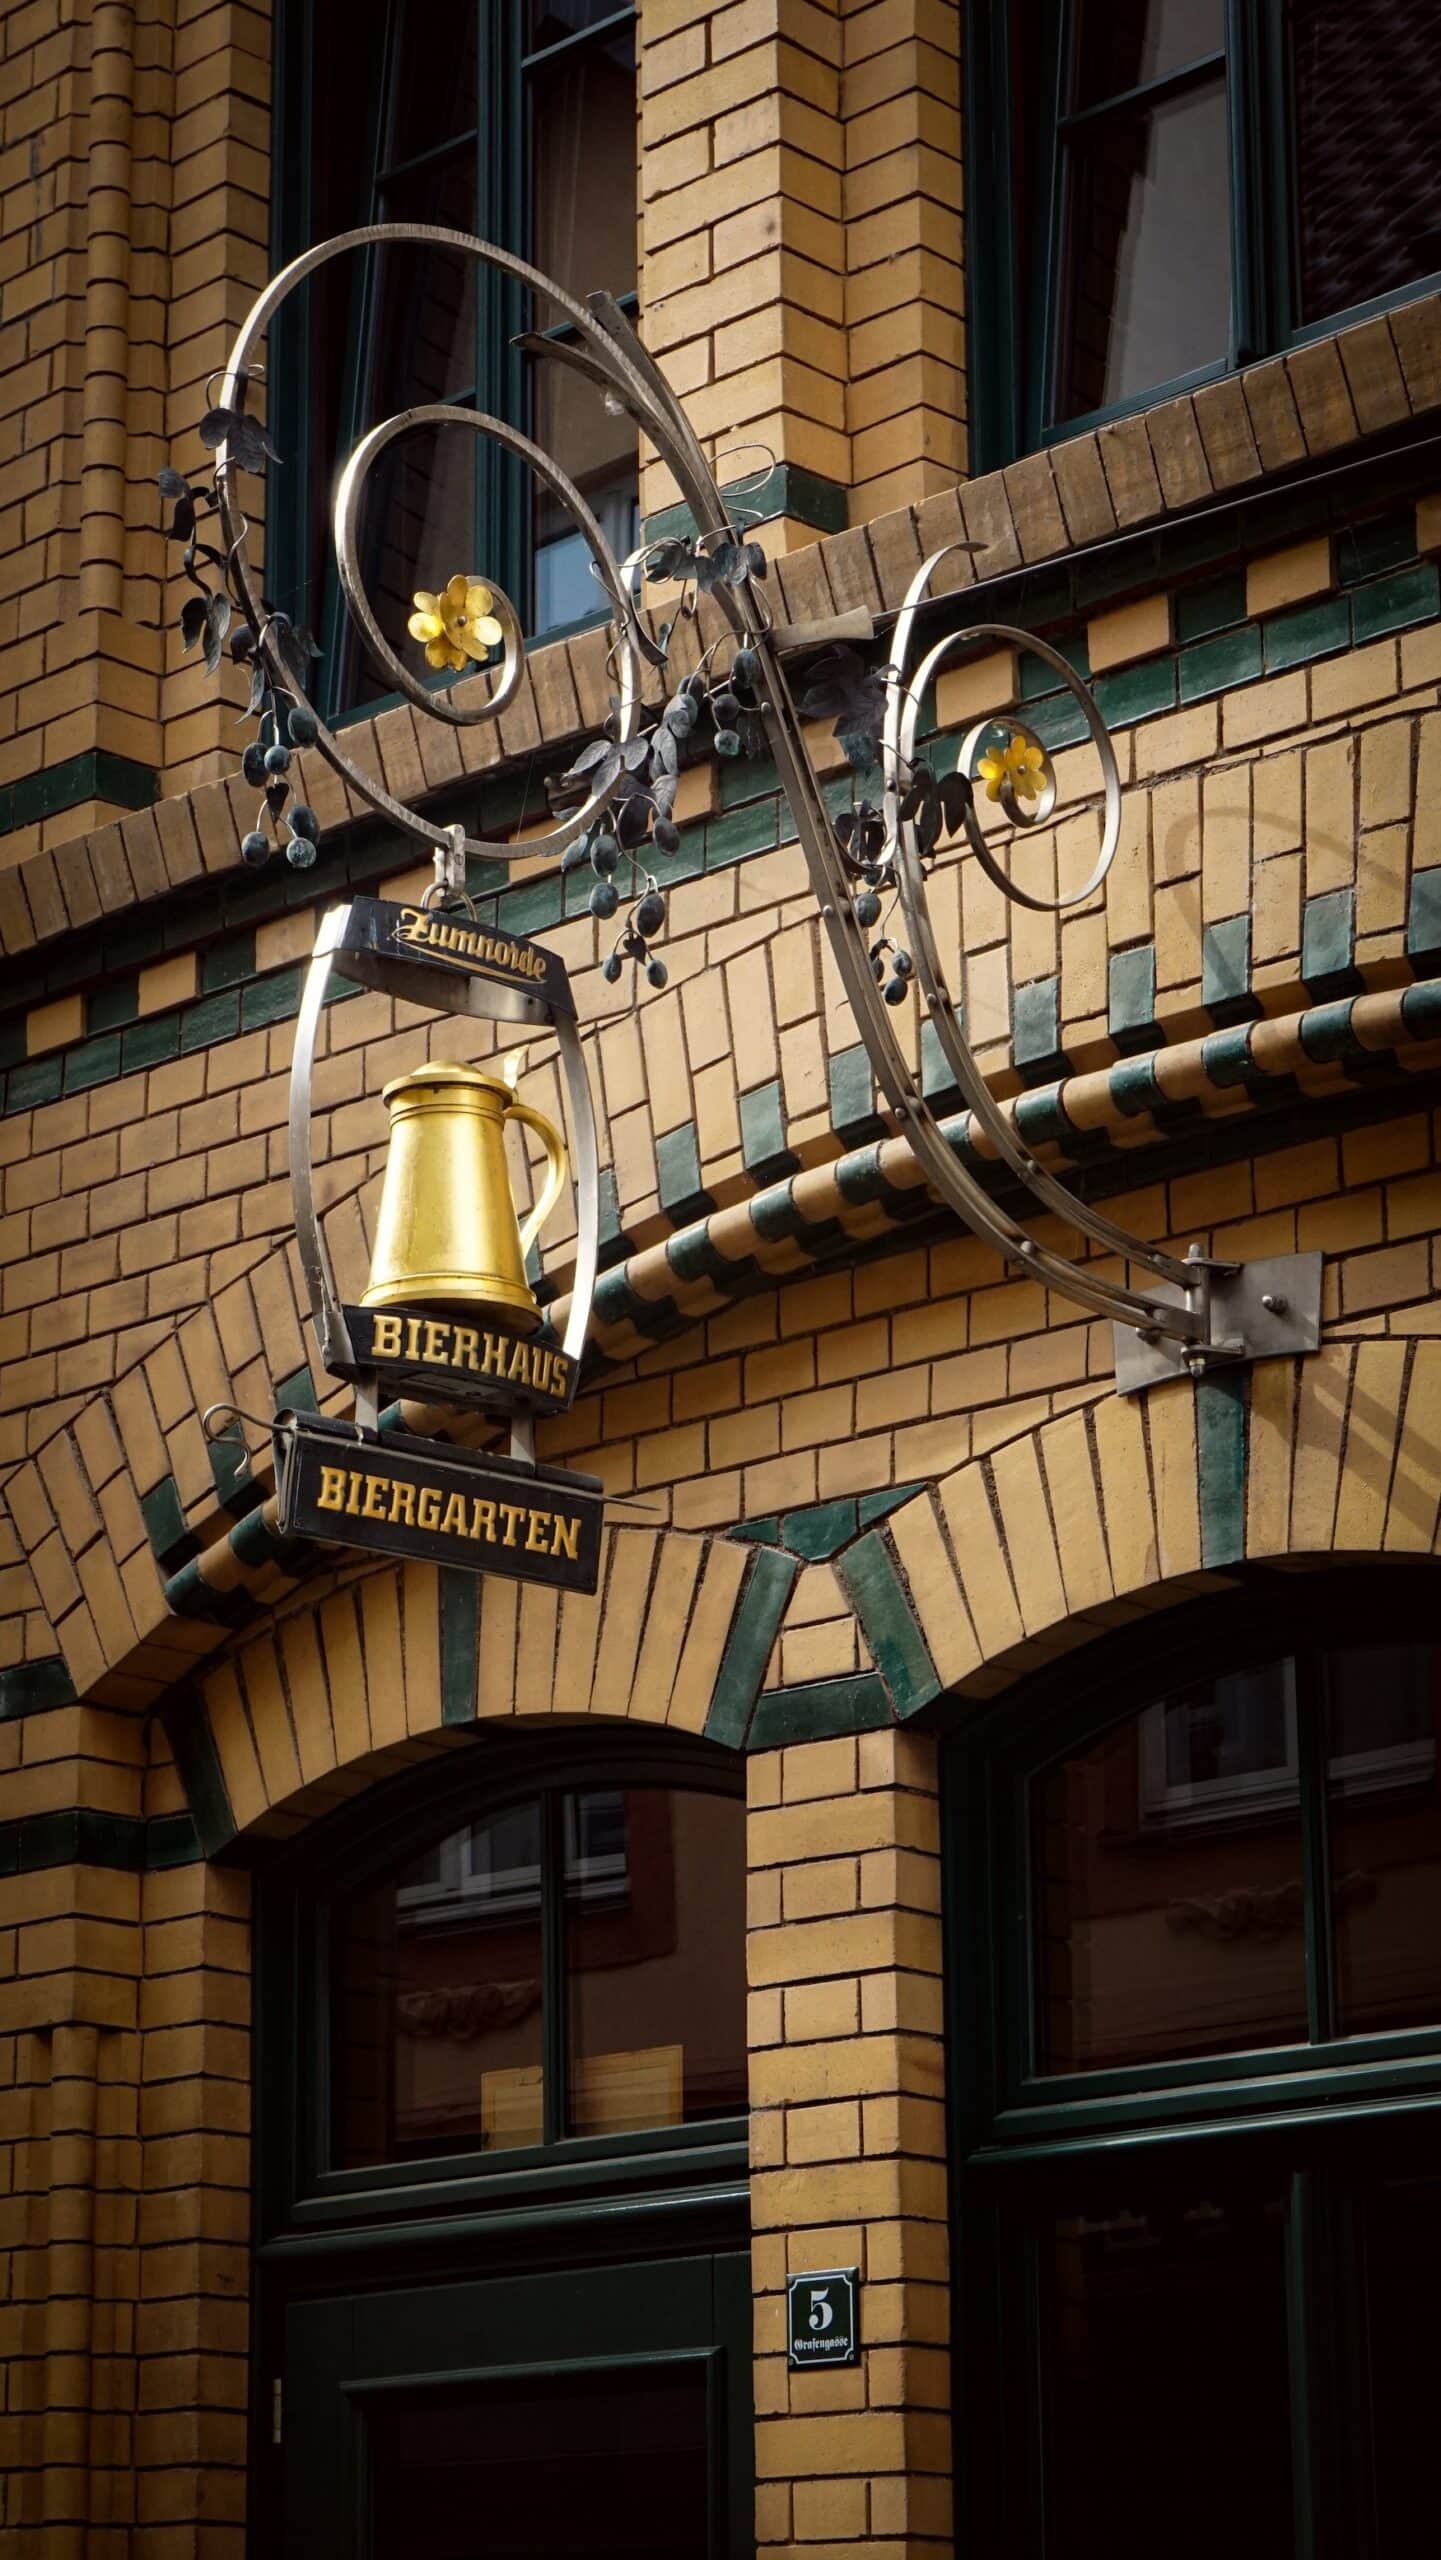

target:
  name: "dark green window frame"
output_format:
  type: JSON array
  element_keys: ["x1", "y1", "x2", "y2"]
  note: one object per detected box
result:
[
  {"x1": 268, "y1": 0, "x2": 637, "y2": 727},
  {"x1": 965, "y1": 0, "x2": 1441, "y2": 473},
  {"x1": 945, "y1": 1566, "x2": 1441, "y2": 2558},
  {"x1": 252, "y1": 1727, "x2": 748, "y2": 2248}
]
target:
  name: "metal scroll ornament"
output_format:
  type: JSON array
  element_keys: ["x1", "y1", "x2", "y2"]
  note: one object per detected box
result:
[{"x1": 192, "y1": 224, "x2": 1322, "y2": 1402}]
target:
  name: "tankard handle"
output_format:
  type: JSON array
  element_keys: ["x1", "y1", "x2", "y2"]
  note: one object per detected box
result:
[{"x1": 509, "y1": 1100, "x2": 568, "y2": 1260}]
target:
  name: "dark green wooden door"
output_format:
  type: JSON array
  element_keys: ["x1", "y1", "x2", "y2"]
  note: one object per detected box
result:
[{"x1": 278, "y1": 2249, "x2": 754, "y2": 2558}]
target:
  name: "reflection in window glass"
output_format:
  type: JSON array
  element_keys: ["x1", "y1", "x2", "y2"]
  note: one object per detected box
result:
[
  {"x1": 1291, "y1": 0, "x2": 1441, "y2": 328},
  {"x1": 1073, "y1": 0, "x2": 1224, "y2": 111},
  {"x1": 1033, "y1": 1657, "x2": 1309, "y2": 2071},
  {"x1": 335, "y1": 1800, "x2": 545, "y2": 2166},
  {"x1": 566, "y1": 1789, "x2": 747, "y2": 2136},
  {"x1": 1055, "y1": 73, "x2": 1231, "y2": 421},
  {"x1": 1326, "y1": 1645, "x2": 1441, "y2": 2036},
  {"x1": 1038, "y1": 2176, "x2": 1293, "y2": 2559},
  {"x1": 1365, "y1": 2174, "x2": 1441, "y2": 2554}
]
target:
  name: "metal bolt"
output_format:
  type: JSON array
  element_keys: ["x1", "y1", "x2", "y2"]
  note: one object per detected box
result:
[
  {"x1": 1186, "y1": 1352, "x2": 1208, "y2": 1378},
  {"x1": 1261, "y1": 1292, "x2": 1287, "y2": 1315}
]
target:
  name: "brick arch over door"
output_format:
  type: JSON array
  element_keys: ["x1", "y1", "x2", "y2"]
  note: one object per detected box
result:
[
  {"x1": 165, "y1": 1524, "x2": 794, "y2": 1851},
  {"x1": 838, "y1": 1341, "x2": 1441, "y2": 1719}
]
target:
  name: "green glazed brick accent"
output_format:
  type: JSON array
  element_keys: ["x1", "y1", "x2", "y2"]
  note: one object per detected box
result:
[
  {"x1": 1108, "y1": 944, "x2": 1159, "y2": 1050},
  {"x1": 200, "y1": 930, "x2": 257, "y2": 992},
  {"x1": 920, "y1": 1015, "x2": 963, "y2": 1112},
  {"x1": 274, "y1": 1362, "x2": 319, "y2": 1411},
  {"x1": 161, "y1": 1697, "x2": 238, "y2": 1860},
  {"x1": 1262, "y1": 594, "x2": 1351, "y2": 673},
  {"x1": 162, "y1": 1556, "x2": 259, "y2": 1629},
  {"x1": 719, "y1": 752, "x2": 779, "y2": 809},
  {"x1": 0, "y1": 1021, "x2": 24, "y2": 1072},
  {"x1": 655, "y1": 1120, "x2": 714, "y2": 1226},
  {"x1": 705, "y1": 796, "x2": 780, "y2": 866},
  {"x1": 644, "y1": 460, "x2": 848, "y2": 544},
  {"x1": 1301, "y1": 888, "x2": 1358, "y2": 994},
  {"x1": 499, "y1": 874, "x2": 565, "y2": 937},
  {"x1": 7, "y1": 1056, "x2": 62, "y2": 1112},
  {"x1": 857, "y1": 1481, "x2": 924, "y2": 1528},
  {"x1": 121, "y1": 1014, "x2": 180, "y2": 1074},
  {"x1": 141, "y1": 1476, "x2": 195, "y2": 1569},
  {"x1": 86, "y1": 980, "x2": 138, "y2": 1034},
  {"x1": 1351, "y1": 563, "x2": 1440, "y2": 643},
  {"x1": 1202, "y1": 915, "x2": 1256, "y2": 1020},
  {"x1": 1178, "y1": 624, "x2": 1263, "y2": 702},
  {"x1": 828, "y1": 1043, "x2": 884, "y2": 1145},
  {"x1": 779, "y1": 1497, "x2": 858, "y2": 1560},
  {"x1": 835, "y1": 1529, "x2": 940, "y2": 1718},
  {"x1": 1019, "y1": 634, "x2": 1089, "y2": 699},
  {"x1": 1338, "y1": 512, "x2": 1417, "y2": 586},
  {"x1": 740, "y1": 1080, "x2": 798, "y2": 1184},
  {"x1": 704, "y1": 1544, "x2": 800, "y2": 1749},
  {"x1": 63, "y1": 1034, "x2": 122, "y2": 1095},
  {"x1": 208, "y1": 1423, "x2": 260, "y2": 1520},
  {"x1": 0, "y1": 1659, "x2": 77, "y2": 1720},
  {"x1": 1407, "y1": 869, "x2": 1441, "y2": 966},
  {"x1": 1175, "y1": 571, "x2": 1246, "y2": 644},
  {"x1": 1013, "y1": 976, "x2": 1062, "y2": 1081},
  {"x1": 0, "y1": 748, "x2": 157, "y2": 841},
  {"x1": 1092, "y1": 655, "x2": 1176, "y2": 726},
  {"x1": 440, "y1": 1568, "x2": 479, "y2": 1724},
  {"x1": 748, "y1": 1672, "x2": 892, "y2": 1750},
  {"x1": 596, "y1": 1165, "x2": 630, "y2": 1268},
  {"x1": 241, "y1": 964, "x2": 306, "y2": 1033},
  {"x1": 0, "y1": 1805, "x2": 202, "y2": 1875},
  {"x1": 1025, "y1": 689, "x2": 1089, "y2": 751},
  {"x1": 179, "y1": 989, "x2": 240, "y2": 1053},
  {"x1": 727, "y1": 1516, "x2": 781, "y2": 1548},
  {"x1": 1196, "y1": 1372, "x2": 1248, "y2": 1570}
]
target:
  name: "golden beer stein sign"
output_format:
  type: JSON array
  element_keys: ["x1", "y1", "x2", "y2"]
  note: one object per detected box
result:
[{"x1": 362, "y1": 1060, "x2": 568, "y2": 1337}]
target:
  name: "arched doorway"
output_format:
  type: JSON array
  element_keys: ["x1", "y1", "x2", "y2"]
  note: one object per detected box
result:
[
  {"x1": 947, "y1": 1565, "x2": 1441, "y2": 2560},
  {"x1": 250, "y1": 1723, "x2": 753, "y2": 2557}
]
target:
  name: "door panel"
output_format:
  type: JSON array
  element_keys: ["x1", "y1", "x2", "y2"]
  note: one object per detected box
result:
[{"x1": 280, "y1": 2250, "x2": 753, "y2": 2559}]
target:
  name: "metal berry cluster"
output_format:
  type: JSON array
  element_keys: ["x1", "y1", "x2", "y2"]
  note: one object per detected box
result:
[
  {"x1": 815, "y1": 650, "x2": 980, "y2": 1011},
  {"x1": 561, "y1": 641, "x2": 767, "y2": 989},
  {"x1": 158, "y1": 388, "x2": 326, "y2": 874}
]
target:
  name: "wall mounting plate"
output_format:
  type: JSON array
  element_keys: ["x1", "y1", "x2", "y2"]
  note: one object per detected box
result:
[{"x1": 1112, "y1": 1252, "x2": 1324, "y2": 1395}]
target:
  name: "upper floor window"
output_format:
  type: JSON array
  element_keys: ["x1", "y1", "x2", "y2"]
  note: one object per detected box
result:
[
  {"x1": 271, "y1": 0, "x2": 638, "y2": 722},
  {"x1": 970, "y1": 0, "x2": 1441, "y2": 462}
]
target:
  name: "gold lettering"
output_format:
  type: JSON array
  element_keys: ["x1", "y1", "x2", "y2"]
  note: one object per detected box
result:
[
  {"x1": 551, "y1": 1513, "x2": 581, "y2": 1562},
  {"x1": 440, "y1": 1492, "x2": 470, "y2": 1536},
  {"x1": 453, "y1": 1326, "x2": 480, "y2": 1373},
  {"x1": 507, "y1": 1338, "x2": 531, "y2": 1383},
  {"x1": 422, "y1": 1320, "x2": 450, "y2": 1366},
  {"x1": 388, "y1": 1481, "x2": 416, "y2": 1526},
  {"x1": 372, "y1": 1313, "x2": 403, "y2": 1360},
  {"x1": 345, "y1": 1471, "x2": 364, "y2": 1516},
  {"x1": 317, "y1": 1465, "x2": 347, "y2": 1513},
  {"x1": 362, "y1": 1474, "x2": 389, "y2": 1521},
  {"x1": 417, "y1": 1487, "x2": 442, "y2": 1531},
  {"x1": 470, "y1": 1497, "x2": 497, "y2": 1542},
  {"x1": 499, "y1": 1502, "x2": 524, "y2": 1548},
  {"x1": 482, "y1": 1330, "x2": 510, "y2": 1376},
  {"x1": 525, "y1": 1509, "x2": 551, "y2": 1553},
  {"x1": 405, "y1": 1317, "x2": 424, "y2": 1363}
]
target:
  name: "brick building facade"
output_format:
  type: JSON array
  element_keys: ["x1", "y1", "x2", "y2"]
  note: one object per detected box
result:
[{"x1": 4, "y1": 1, "x2": 1441, "y2": 2552}]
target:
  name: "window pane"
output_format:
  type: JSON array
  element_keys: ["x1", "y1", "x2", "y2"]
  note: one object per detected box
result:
[
  {"x1": 1033, "y1": 1658, "x2": 1310, "y2": 2071},
  {"x1": 1054, "y1": 74, "x2": 1230, "y2": 422},
  {"x1": 1037, "y1": 2173, "x2": 1294, "y2": 2560},
  {"x1": 1364, "y1": 2174, "x2": 1441, "y2": 2555},
  {"x1": 565, "y1": 1788, "x2": 747, "y2": 2136},
  {"x1": 1073, "y1": 0, "x2": 1225, "y2": 111},
  {"x1": 529, "y1": 0, "x2": 628, "y2": 49},
  {"x1": 1291, "y1": 0, "x2": 1441, "y2": 327},
  {"x1": 382, "y1": 8, "x2": 478, "y2": 168},
  {"x1": 1325, "y1": 1643, "x2": 1441, "y2": 2036},
  {"x1": 334, "y1": 1801, "x2": 545, "y2": 2165}
]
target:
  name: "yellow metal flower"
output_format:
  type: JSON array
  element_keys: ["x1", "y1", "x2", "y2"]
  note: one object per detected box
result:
[
  {"x1": 976, "y1": 733, "x2": 1047, "y2": 806},
  {"x1": 408, "y1": 574, "x2": 505, "y2": 674}
]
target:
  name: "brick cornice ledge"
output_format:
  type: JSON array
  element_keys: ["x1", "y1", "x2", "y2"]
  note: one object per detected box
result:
[{"x1": 1, "y1": 297, "x2": 1437, "y2": 965}]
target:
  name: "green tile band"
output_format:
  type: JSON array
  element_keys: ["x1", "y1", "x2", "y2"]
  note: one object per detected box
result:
[
  {"x1": 835, "y1": 1529, "x2": 941, "y2": 1719},
  {"x1": 704, "y1": 1544, "x2": 800, "y2": 1749}
]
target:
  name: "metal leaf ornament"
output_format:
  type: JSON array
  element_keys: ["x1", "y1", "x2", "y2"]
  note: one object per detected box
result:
[{"x1": 796, "y1": 644, "x2": 888, "y2": 776}]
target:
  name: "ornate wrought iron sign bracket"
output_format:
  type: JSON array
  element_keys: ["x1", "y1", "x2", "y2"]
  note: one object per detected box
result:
[{"x1": 166, "y1": 215, "x2": 1327, "y2": 1588}]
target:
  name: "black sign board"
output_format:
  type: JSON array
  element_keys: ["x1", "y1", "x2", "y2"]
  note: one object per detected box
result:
[
  {"x1": 333, "y1": 896, "x2": 574, "y2": 1021},
  {"x1": 337, "y1": 1304, "x2": 579, "y2": 1417},
  {"x1": 274, "y1": 1410, "x2": 603, "y2": 1593},
  {"x1": 787, "y1": 2269, "x2": 860, "y2": 2369}
]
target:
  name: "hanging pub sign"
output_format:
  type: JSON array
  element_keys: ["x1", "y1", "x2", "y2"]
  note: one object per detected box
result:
[
  {"x1": 279, "y1": 835, "x2": 605, "y2": 1594},
  {"x1": 274, "y1": 1411, "x2": 604, "y2": 1593}
]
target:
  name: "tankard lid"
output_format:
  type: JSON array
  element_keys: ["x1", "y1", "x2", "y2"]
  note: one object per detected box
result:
[{"x1": 379, "y1": 1060, "x2": 512, "y2": 1108}]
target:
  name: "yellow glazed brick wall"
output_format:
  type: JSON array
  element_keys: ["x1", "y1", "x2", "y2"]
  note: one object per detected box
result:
[{"x1": 0, "y1": 0, "x2": 271, "y2": 878}]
